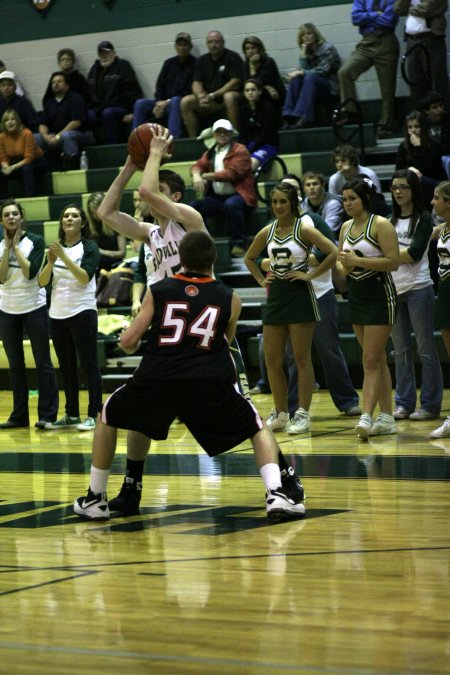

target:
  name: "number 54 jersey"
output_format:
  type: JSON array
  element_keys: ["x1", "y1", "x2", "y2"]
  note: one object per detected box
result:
[{"x1": 134, "y1": 272, "x2": 236, "y2": 383}]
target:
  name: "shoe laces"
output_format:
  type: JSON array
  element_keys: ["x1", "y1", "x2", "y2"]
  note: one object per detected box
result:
[{"x1": 359, "y1": 414, "x2": 372, "y2": 425}]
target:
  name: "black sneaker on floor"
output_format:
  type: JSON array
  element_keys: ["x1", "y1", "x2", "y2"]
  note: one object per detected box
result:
[
  {"x1": 108, "y1": 477, "x2": 142, "y2": 515},
  {"x1": 281, "y1": 467, "x2": 305, "y2": 504},
  {"x1": 73, "y1": 488, "x2": 110, "y2": 520}
]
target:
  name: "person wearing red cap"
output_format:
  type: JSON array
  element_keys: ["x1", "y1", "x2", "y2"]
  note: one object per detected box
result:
[{"x1": 87, "y1": 41, "x2": 143, "y2": 144}]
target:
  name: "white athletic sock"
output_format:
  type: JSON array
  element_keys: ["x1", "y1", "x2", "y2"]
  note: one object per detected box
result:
[
  {"x1": 89, "y1": 466, "x2": 110, "y2": 495},
  {"x1": 260, "y1": 463, "x2": 282, "y2": 491}
]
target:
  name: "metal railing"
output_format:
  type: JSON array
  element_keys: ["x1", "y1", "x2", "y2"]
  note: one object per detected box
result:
[
  {"x1": 331, "y1": 98, "x2": 366, "y2": 162},
  {"x1": 401, "y1": 41, "x2": 431, "y2": 87},
  {"x1": 254, "y1": 155, "x2": 288, "y2": 204}
]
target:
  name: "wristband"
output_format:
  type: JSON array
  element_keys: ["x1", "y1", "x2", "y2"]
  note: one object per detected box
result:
[{"x1": 56, "y1": 134, "x2": 61, "y2": 141}]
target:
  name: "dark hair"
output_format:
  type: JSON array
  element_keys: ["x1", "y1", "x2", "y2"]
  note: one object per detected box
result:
[
  {"x1": 403, "y1": 111, "x2": 432, "y2": 157},
  {"x1": 271, "y1": 182, "x2": 300, "y2": 216},
  {"x1": 178, "y1": 231, "x2": 217, "y2": 271},
  {"x1": 333, "y1": 143, "x2": 359, "y2": 167},
  {"x1": 244, "y1": 78, "x2": 263, "y2": 90},
  {"x1": 390, "y1": 169, "x2": 425, "y2": 235},
  {"x1": 159, "y1": 169, "x2": 185, "y2": 199},
  {"x1": 50, "y1": 71, "x2": 69, "y2": 86},
  {"x1": 242, "y1": 36, "x2": 266, "y2": 57},
  {"x1": 1, "y1": 198, "x2": 25, "y2": 221},
  {"x1": 302, "y1": 170, "x2": 325, "y2": 187},
  {"x1": 57, "y1": 48, "x2": 76, "y2": 62},
  {"x1": 58, "y1": 204, "x2": 91, "y2": 242},
  {"x1": 419, "y1": 90, "x2": 444, "y2": 111},
  {"x1": 342, "y1": 177, "x2": 376, "y2": 212}
]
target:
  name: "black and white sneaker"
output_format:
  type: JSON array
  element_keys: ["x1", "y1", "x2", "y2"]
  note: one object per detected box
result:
[
  {"x1": 281, "y1": 467, "x2": 305, "y2": 504},
  {"x1": 74, "y1": 488, "x2": 110, "y2": 520},
  {"x1": 108, "y1": 477, "x2": 142, "y2": 515},
  {"x1": 266, "y1": 487, "x2": 306, "y2": 521}
]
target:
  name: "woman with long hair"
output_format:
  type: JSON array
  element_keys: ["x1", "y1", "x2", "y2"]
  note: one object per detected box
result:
[
  {"x1": 241, "y1": 36, "x2": 285, "y2": 106},
  {"x1": 429, "y1": 181, "x2": 450, "y2": 438},
  {"x1": 0, "y1": 199, "x2": 58, "y2": 429},
  {"x1": 0, "y1": 109, "x2": 47, "y2": 198},
  {"x1": 395, "y1": 110, "x2": 446, "y2": 206},
  {"x1": 39, "y1": 204, "x2": 102, "y2": 431},
  {"x1": 389, "y1": 169, "x2": 442, "y2": 421},
  {"x1": 244, "y1": 182, "x2": 337, "y2": 434},
  {"x1": 282, "y1": 23, "x2": 341, "y2": 129},
  {"x1": 238, "y1": 78, "x2": 280, "y2": 172},
  {"x1": 87, "y1": 191, "x2": 126, "y2": 271},
  {"x1": 337, "y1": 178, "x2": 399, "y2": 439}
]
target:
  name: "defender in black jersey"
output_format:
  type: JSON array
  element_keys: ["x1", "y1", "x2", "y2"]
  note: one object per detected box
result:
[{"x1": 74, "y1": 232, "x2": 306, "y2": 521}]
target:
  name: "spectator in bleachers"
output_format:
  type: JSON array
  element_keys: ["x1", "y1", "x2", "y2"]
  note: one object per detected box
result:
[
  {"x1": 395, "y1": 110, "x2": 446, "y2": 206},
  {"x1": 132, "y1": 32, "x2": 196, "y2": 138},
  {"x1": 328, "y1": 144, "x2": 387, "y2": 213},
  {"x1": 338, "y1": 1, "x2": 399, "y2": 139},
  {"x1": 0, "y1": 71, "x2": 38, "y2": 132},
  {"x1": 43, "y1": 48, "x2": 91, "y2": 107},
  {"x1": 181, "y1": 30, "x2": 243, "y2": 138},
  {"x1": 190, "y1": 118, "x2": 257, "y2": 257},
  {"x1": 87, "y1": 191, "x2": 126, "y2": 271},
  {"x1": 238, "y1": 78, "x2": 280, "y2": 172},
  {"x1": 389, "y1": 168, "x2": 442, "y2": 421},
  {"x1": 241, "y1": 36, "x2": 285, "y2": 106},
  {"x1": 420, "y1": 91, "x2": 450, "y2": 177},
  {"x1": 0, "y1": 61, "x2": 25, "y2": 97},
  {"x1": 282, "y1": 23, "x2": 341, "y2": 129},
  {"x1": 36, "y1": 72, "x2": 95, "y2": 170},
  {"x1": 393, "y1": 0, "x2": 448, "y2": 109},
  {"x1": 301, "y1": 170, "x2": 345, "y2": 240},
  {"x1": 0, "y1": 199, "x2": 58, "y2": 429},
  {"x1": 0, "y1": 110, "x2": 47, "y2": 198},
  {"x1": 88, "y1": 41, "x2": 143, "y2": 144},
  {"x1": 38, "y1": 204, "x2": 102, "y2": 432}
]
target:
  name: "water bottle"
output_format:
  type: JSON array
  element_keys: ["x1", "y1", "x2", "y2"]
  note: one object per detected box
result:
[{"x1": 80, "y1": 151, "x2": 89, "y2": 170}]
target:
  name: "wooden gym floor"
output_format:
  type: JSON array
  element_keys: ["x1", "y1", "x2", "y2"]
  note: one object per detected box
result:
[{"x1": 0, "y1": 389, "x2": 449, "y2": 674}]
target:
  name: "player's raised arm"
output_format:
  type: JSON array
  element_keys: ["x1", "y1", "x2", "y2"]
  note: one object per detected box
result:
[
  {"x1": 98, "y1": 157, "x2": 151, "y2": 242},
  {"x1": 139, "y1": 126, "x2": 205, "y2": 232}
]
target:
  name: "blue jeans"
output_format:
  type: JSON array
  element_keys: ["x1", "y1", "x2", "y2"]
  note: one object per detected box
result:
[
  {"x1": 390, "y1": 285, "x2": 443, "y2": 413},
  {"x1": 50, "y1": 310, "x2": 103, "y2": 419},
  {"x1": 282, "y1": 72, "x2": 333, "y2": 123},
  {"x1": 99, "y1": 106, "x2": 128, "y2": 144},
  {"x1": 190, "y1": 193, "x2": 252, "y2": 248},
  {"x1": 287, "y1": 289, "x2": 359, "y2": 415},
  {"x1": 0, "y1": 306, "x2": 59, "y2": 424},
  {"x1": 132, "y1": 96, "x2": 183, "y2": 137},
  {"x1": 35, "y1": 131, "x2": 95, "y2": 157}
]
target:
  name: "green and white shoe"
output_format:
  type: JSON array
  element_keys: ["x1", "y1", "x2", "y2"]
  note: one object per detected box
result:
[
  {"x1": 77, "y1": 417, "x2": 96, "y2": 431},
  {"x1": 44, "y1": 415, "x2": 81, "y2": 430}
]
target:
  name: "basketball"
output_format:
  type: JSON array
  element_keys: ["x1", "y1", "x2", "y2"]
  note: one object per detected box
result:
[{"x1": 127, "y1": 123, "x2": 173, "y2": 169}]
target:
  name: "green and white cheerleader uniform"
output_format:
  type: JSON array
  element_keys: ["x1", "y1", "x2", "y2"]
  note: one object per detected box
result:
[
  {"x1": 342, "y1": 214, "x2": 397, "y2": 325},
  {"x1": 436, "y1": 225, "x2": 450, "y2": 329},
  {"x1": 264, "y1": 215, "x2": 320, "y2": 325}
]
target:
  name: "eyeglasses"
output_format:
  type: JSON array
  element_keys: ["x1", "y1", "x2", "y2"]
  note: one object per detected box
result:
[{"x1": 391, "y1": 184, "x2": 411, "y2": 192}]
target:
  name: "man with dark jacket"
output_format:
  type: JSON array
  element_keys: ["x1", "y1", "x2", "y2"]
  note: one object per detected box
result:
[
  {"x1": 181, "y1": 31, "x2": 243, "y2": 137},
  {"x1": 36, "y1": 71, "x2": 94, "y2": 169},
  {"x1": 88, "y1": 40, "x2": 143, "y2": 143},
  {"x1": 132, "y1": 32, "x2": 196, "y2": 138},
  {"x1": 0, "y1": 71, "x2": 38, "y2": 132},
  {"x1": 190, "y1": 118, "x2": 257, "y2": 256}
]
